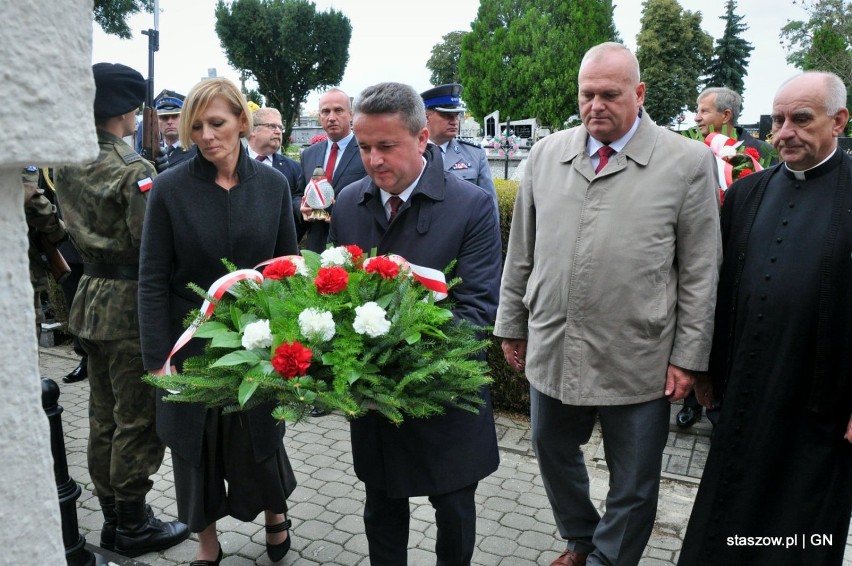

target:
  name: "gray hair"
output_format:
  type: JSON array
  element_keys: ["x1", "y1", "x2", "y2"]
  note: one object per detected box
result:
[
  {"x1": 252, "y1": 107, "x2": 281, "y2": 128},
  {"x1": 353, "y1": 82, "x2": 426, "y2": 136},
  {"x1": 778, "y1": 71, "x2": 848, "y2": 116},
  {"x1": 580, "y1": 42, "x2": 641, "y2": 84},
  {"x1": 698, "y1": 87, "x2": 742, "y2": 124}
]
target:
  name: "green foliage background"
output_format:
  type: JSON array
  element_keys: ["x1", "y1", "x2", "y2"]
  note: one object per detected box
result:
[
  {"x1": 459, "y1": 0, "x2": 615, "y2": 131},
  {"x1": 215, "y1": 0, "x2": 352, "y2": 143},
  {"x1": 636, "y1": 0, "x2": 713, "y2": 126}
]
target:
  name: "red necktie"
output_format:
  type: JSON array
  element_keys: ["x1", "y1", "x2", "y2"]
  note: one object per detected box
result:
[
  {"x1": 325, "y1": 142, "x2": 339, "y2": 182},
  {"x1": 595, "y1": 145, "x2": 615, "y2": 174},
  {"x1": 255, "y1": 154, "x2": 267, "y2": 162},
  {"x1": 388, "y1": 195, "x2": 402, "y2": 221}
]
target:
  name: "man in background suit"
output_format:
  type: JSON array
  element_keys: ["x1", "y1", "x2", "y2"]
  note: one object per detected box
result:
[
  {"x1": 421, "y1": 83, "x2": 498, "y2": 218},
  {"x1": 295, "y1": 88, "x2": 367, "y2": 253},
  {"x1": 329, "y1": 81, "x2": 502, "y2": 566},
  {"x1": 247, "y1": 106, "x2": 304, "y2": 216}
]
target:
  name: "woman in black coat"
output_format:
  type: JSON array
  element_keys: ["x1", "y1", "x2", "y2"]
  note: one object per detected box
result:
[{"x1": 139, "y1": 78, "x2": 299, "y2": 565}]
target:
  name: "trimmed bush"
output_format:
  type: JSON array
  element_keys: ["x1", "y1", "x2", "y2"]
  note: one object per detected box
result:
[{"x1": 489, "y1": 179, "x2": 531, "y2": 415}]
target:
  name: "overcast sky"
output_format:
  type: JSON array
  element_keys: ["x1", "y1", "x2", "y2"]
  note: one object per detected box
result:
[{"x1": 91, "y1": 0, "x2": 805, "y2": 125}]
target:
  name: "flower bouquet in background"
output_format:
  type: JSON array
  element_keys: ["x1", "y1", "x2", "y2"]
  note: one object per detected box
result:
[
  {"x1": 143, "y1": 246, "x2": 492, "y2": 426},
  {"x1": 488, "y1": 132, "x2": 520, "y2": 157},
  {"x1": 683, "y1": 126, "x2": 778, "y2": 202}
]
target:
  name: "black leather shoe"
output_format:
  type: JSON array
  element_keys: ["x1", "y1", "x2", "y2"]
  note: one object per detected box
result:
[
  {"x1": 62, "y1": 358, "x2": 88, "y2": 384},
  {"x1": 115, "y1": 500, "x2": 190, "y2": 557},
  {"x1": 310, "y1": 406, "x2": 327, "y2": 417},
  {"x1": 676, "y1": 405, "x2": 702, "y2": 428},
  {"x1": 189, "y1": 543, "x2": 223, "y2": 566},
  {"x1": 266, "y1": 519, "x2": 292, "y2": 562}
]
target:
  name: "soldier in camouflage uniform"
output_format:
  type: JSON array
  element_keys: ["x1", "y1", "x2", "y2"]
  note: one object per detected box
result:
[
  {"x1": 23, "y1": 165, "x2": 66, "y2": 338},
  {"x1": 54, "y1": 62, "x2": 188, "y2": 557}
]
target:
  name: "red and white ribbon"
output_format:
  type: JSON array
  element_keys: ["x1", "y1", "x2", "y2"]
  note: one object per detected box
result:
[
  {"x1": 162, "y1": 268, "x2": 262, "y2": 375},
  {"x1": 704, "y1": 132, "x2": 763, "y2": 190}
]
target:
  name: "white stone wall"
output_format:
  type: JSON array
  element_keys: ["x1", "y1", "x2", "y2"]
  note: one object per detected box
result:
[{"x1": 0, "y1": 0, "x2": 98, "y2": 563}]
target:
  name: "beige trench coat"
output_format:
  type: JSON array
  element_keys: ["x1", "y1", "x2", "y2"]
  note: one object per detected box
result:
[{"x1": 494, "y1": 111, "x2": 722, "y2": 405}]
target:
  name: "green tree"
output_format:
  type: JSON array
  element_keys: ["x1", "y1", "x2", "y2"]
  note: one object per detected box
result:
[
  {"x1": 215, "y1": 0, "x2": 352, "y2": 143},
  {"x1": 781, "y1": 0, "x2": 851, "y2": 111},
  {"x1": 427, "y1": 31, "x2": 468, "y2": 86},
  {"x1": 93, "y1": 0, "x2": 153, "y2": 39},
  {"x1": 704, "y1": 0, "x2": 753, "y2": 96},
  {"x1": 459, "y1": 0, "x2": 615, "y2": 130},
  {"x1": 636, "y1": 0, "x2": 713, "y2": 126}
]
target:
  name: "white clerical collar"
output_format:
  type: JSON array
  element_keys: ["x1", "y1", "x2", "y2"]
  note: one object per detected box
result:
[
  {"x1": 380, "y1": 157, "x2": 427, "y2": 209},
  {"x1": 587, "y1": 113, "x2": 642, "y2": 157},
  {"x1": 784, "y1": 148, "x2": 838, "y2": 180}
]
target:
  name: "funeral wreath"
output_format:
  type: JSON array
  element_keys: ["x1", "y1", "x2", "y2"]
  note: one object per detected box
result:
[{"x1": 143, "y1": 246, "x2": 493, "y2": 426}]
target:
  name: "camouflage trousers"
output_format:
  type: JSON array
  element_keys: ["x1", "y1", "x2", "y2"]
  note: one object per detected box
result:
[{"x1": 80, "y1": 337, "x2": 165, "y2": 502}]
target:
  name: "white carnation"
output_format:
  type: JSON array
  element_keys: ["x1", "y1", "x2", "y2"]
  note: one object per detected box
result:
[
  {"x1": 298, "y1": 308, "x2": 336, "y2": 341},
  {"x1": 353, "y1": 302, "x2": 391, "y2": 338},
  {"x1": 320, "y1": 247, "x2": 349, "y2": 267},
  {"x1": 719, "y1": 145, "x2": 738, "y2": 159},
  {"x1": 288, "y1": 255, "x2": 310, "y2": 276},
  {"x1": 241, "y1": 319, "x2": 273, "y2": 350}
]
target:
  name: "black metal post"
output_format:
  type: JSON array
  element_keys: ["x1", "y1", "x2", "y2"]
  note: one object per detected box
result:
[{"x1": 42, "y1": 378, "x2": 94, "y2": 566}]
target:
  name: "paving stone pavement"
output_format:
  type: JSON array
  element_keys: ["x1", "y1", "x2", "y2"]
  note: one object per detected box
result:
[{"x1": 38, "y1": 343, "x2": 851, "y2": 565}]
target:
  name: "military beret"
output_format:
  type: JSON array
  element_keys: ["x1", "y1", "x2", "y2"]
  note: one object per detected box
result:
[
  {"x1": 155, "y1": 89, "x2": 185, "y2": 116},
  {"x1": 421, "y1": 83, "x2": 466, "y2": 113},
  {"x1": 92, "y1": 62, "x2": 146, "y2": 120}
]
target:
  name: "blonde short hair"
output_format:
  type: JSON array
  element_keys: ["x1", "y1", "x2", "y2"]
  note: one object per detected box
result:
[{"x1": 179, "y1": 78, "x2": 252, "y2": 147}]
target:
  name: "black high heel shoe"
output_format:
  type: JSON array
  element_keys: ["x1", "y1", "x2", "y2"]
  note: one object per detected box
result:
[
  {"x1": 189, "y1": 542, "x2": 222, "y2": 566},
  {"x1": 266, "y1": 519, "x2": 292, "y2": 562}
]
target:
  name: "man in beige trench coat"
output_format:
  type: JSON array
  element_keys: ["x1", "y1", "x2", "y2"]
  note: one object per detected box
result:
[{"x1": 494, "y1": 42, "x2": 722, "y2": 566}]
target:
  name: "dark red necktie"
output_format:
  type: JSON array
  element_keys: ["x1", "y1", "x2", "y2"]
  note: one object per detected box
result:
[
  {"x1": 325, "y1": 142, "x2": 339, "y2": 182},
  {"x1": 388, "y1": 195, "x2": 402, "y2": 221},
  {"x1": 255, "y1": 154, "x2": 267, "y2": 162},
  {"x1": 595, "y1": 145, "x2": 615, "y2": 174}
]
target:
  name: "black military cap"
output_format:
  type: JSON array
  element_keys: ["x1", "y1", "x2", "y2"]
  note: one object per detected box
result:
[
  {"x1": 420, "y1": 83, "x2": 466, "y2": 113},
  {"x1": 92, "y1": 62, "x2": 146, "y2": 120},
  {"x1": 155, "y1": 89, "x2": 185, "y2": 116}
]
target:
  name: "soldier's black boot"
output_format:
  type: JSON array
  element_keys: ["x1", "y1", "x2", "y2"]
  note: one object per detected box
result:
[
  {"x1": 99, "y1": 497, "x2": 117, "y2": 551},
  {"x1": 115, "y1": 500, "x2": 189, "y2": 557}
]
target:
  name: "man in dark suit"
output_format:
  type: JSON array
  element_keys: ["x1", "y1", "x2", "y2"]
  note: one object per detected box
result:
[
  {"x1": 328, "y1": 81, "x2": 502, "y2": 566},
  {"x1": 154, "y1": 90, "x2": 195, "y2": 172},
  {"x1": 248, "y1": 106, "x2": 304, "y2": 216},
  {"x1": 295, "y1": 88, "x2": 367, "y2": 253}
]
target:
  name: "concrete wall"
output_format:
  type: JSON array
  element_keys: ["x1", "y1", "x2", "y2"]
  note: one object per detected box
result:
[{"x1": 0, "y1": 1, "x2": 98, "y2": 563}]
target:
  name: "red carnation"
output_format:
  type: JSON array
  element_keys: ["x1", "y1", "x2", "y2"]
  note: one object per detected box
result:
[
  {"x1": 738, "y1": 168, "x2": 754, "y2": 178},
  {"x1": 271, "y1": 341, "x2": 313, "y2": 379},
  {"x1": 314, "y1": 266, "x2": 349, "y2": 294},
  {"x1": 345, "y1": 245, "x2": 365, "y2": 267},
  {"x1": 263, "y1": 259, "x2": 296, "y2": 280},
  {"x1": 743, "y1": 147, "x2": 761, "y2": 160},
  {"x1": 365, "y1": 256, "x2": 400, "y2": 280}
]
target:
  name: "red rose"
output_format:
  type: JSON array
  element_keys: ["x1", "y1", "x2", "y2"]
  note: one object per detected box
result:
[
  {"x1": 364, "y1": 256, "x2": 400, "y2": 280},
  {"x1": 263, "y1": 259, "x2": 297, "y2": 280},
  {"x1": 738, "y1": 168, "x2": 754, "y2": 178},
  {"x1": 743, "y1": 147, "x2": 761, "y2": 160},
  {"x1": 271, "y1": 341, "x2": 313, "y2": 379},
  {"x1": 345, "y1": 245, "x2": 365, "y2": 267},
  {"x1": 314, "y1": 266, "x2": 349, "y2": 294}
]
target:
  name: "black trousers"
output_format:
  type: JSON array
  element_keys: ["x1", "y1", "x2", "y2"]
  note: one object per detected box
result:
[{"x1": 363, "y1": 482, "x2": 478, "y2": 565}]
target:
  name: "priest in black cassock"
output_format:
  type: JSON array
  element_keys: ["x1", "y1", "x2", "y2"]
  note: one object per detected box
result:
[{"x1": 679, "y1": 71, "x2": 852, "y2": 565}]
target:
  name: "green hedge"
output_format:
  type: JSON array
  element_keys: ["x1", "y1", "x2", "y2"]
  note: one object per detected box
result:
[{"x1": 489, "y1": 179, "x2": 531, "y2": 415}]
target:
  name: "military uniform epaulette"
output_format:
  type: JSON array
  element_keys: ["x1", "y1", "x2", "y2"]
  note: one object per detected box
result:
[
  {"x1": 457, "y1": 139, "x2": 481, "y2": 149},
  {"x1": 116, "y1": 144, "x2": 142, "y2": 165}
]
